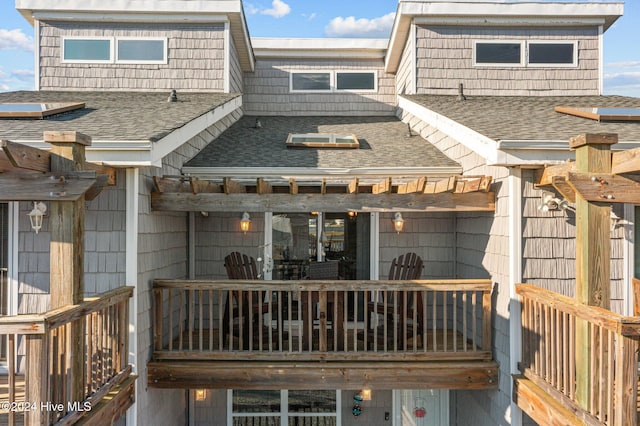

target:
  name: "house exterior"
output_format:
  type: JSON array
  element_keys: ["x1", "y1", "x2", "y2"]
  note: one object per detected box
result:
[{"x1": 1, "y1": 1, "x2": 638, "y2": 425}]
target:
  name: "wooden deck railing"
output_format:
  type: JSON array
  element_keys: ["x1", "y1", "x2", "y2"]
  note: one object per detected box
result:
[
  {"x1": 153, "y1": 279, "x2": 493, "y2": 362},
  {"x1": 517, "y1": 284, "x2": 640, "y2": 425},
  {"x1": 0, "y1": 286, "x2": 133, "y2": 426}
]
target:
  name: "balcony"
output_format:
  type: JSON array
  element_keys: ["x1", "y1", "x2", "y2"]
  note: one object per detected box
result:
[
  {"x1": 514, "y1": 284, "x2": 640, "y2": 426},
  {"x1": 0, "y1": 287, "x2": 135, "y2": 426},
  {"x1": 148, "y1": 279, "x2": 498, "y2": 390}
]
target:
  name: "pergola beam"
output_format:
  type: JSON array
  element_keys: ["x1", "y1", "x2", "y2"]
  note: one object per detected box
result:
[{"x1": 151, "y1": 191, "x2": 496, "y2": 213}]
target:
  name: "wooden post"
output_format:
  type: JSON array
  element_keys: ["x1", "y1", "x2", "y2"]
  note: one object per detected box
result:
[
  {"x1": 45, "y1": 131, "x2": 91, "y2": 408},
  {"x1": 571, "y1": 133, "x2": 617, "y2": 409},
  {"x1": 25, "y1": 334, "x2": 50, "y2": 426}
]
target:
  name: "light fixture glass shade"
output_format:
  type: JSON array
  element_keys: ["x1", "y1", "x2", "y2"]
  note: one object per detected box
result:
[
  {"x1": 240, "y1": 212, "x2": 251, "y2": 234},
  {"x1": 27, "y1": 202, "x2": 47, "y2": 234},
  {"x1": 195, "y1": 389, "x2": 206, "y2": 401},
  {"x1": 361, "y1": 389, "x2": 372, "y2": 401},
  {"x1": 392, "y1": 212, "x2": 404, "y2": 233}
]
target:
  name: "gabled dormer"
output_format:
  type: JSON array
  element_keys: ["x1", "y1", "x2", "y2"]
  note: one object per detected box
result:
[
  {"x1": 16, "y1": 0, "x2": 254, "y2": 93},
  {"x1": 387, "y1": 1, "x2": 623, "y2": 96}
]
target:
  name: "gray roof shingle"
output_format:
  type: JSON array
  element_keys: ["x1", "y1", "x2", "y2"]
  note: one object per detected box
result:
[
  {"x1": 403, "y1": 95, "x2": 640, "y2": 142},
  {"x1": 0, "y1": 91, "x2": 239, "y2": 141},
  {"x1": 184, "y1": 115, "x2": 460, "y2": 170}
]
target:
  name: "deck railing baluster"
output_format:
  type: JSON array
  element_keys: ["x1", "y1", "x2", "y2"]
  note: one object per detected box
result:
[
  {"x1": 516, "y1": 284, "x2": 640, "y2": 426},
  {"x1": 150, "y1": 279, "x2": 493, "y2": 362}
]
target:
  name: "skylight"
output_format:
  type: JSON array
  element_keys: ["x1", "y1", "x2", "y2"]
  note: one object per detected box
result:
[
  {"x1": 0, "y1": 102, "x2": 85, "y2": 119},
  {"x1": 555, "y1": 106, "x2": 640, "y2": 122},
  {"x1": 286, "y1": 133, "x2": 359, "y2": 148}
]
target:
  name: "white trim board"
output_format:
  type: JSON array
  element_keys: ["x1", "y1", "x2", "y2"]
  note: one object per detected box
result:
[{"x1": 125, "y1": 168, "x2": 139, "y2": 426}]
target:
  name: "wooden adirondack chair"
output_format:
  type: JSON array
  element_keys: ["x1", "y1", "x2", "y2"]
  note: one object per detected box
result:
[
  {"x1": 222, "y1": 252, "x2": 273, "y2": 347},
  {"x1": 367, "y1": 252, "x2": 424, "y2": 348}
]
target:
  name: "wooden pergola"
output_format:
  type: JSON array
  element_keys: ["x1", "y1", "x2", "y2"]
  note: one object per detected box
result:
[
  {"x1": 0, "y1": 132, "x2": 134, "y2": 426},
  {"x1": 516, "y1": 133, "x2": 640, "y2": 425},
  {"x1": 150, "y1": 174, "x2": 496, "y2": 213}
]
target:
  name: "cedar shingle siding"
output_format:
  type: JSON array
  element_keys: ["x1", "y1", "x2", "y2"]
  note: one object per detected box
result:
[
  {"x1": 39, "y1": 21, "x2": 226, "y2": 92},
  {"x1": 416, "y1": 25, "x2": 599, "y2": 96},
  {"x1": 243, "y1": 59, "x2": 397, "y2": 116}
]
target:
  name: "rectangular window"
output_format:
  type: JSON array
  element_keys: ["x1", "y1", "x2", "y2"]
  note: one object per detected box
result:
[
  {"x1": 229, "y1": 390, "x2": 339, "y2": 425},
  {"x1": 62, "y1": 37, "x2": 112, "y2": 63},
  {"x1": 290, "y1": 72, "x2": 331, "y2": 92},
  {"x1": 528, "y1": 41, "x2": 577, "y2": 66},
  {"x1": 474, "y1": 41, "x2": 523, "y2": 65},
  {"x1": 336, "y1": 72, "x2": 376, "y2": 91},
  {"x1": 116, "y1": 38, "x2": 167, "y2": 64}
]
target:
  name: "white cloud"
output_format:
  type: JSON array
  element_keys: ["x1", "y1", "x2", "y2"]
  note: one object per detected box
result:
[
  {"x1": 11, "y1": 69, "x2": 35, "y2": 81},
  {"x1": 0, "y1": 29, "x2": 33, "y2": 52},
  {"x1": 604, "y1": 71, "x2": 640, "y2": 98},
  {"x1": 261, "y1": 0, "x2": 291, "y2": 18},
  {"x1": 302, "y1": 12, "x2": 317, "y2": 21},
  {"x1": 0, "y1": 83, "x2": 10, "y2": 92},
  {"x1": 244, "y1": 3, "x2": 259, "y2": 15},
  {"x1": 325, "y1": 12, "x2": 395, "y2": 38}
]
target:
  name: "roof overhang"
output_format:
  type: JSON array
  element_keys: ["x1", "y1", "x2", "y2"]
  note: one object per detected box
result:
[
  {"x1": 386, "y1": 1, "x2": 624, "y2": 73},
  {"x1": 5, "y1": 96, "x2": 242, "y2": 168},
  {"x1": 398, "y1": 95, "x2": 640, "y2": 168},
  {"x1": 252, "y1": 38, "x2": 388, "y2": 60},
  {"x1": 16, "y1": 0, "x2": 255, "y2": 71}
]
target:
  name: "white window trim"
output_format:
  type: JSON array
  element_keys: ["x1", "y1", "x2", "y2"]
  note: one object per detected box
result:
[
  {"x1": 289, "y1": 70, "x2": 333, "y2": 93},
  {"x1": 289, "y1": 70, "x2": 378, "y2": 93},
  {"x1": 473, "y1": 39, "x2": 579, "y2": 68},
  {"x1": 61, "y1": 36, "x2": 168, "y2": 64},
  {"x1": 61, "y1": 36, "x2": 114, "y2": 64},
  {"x1": 335, "y1": 70, "x2": 378, "y2": 93},
  {"x1": 526, "y1": 40, "x2": 578, "y2": 68},
  {"x1": 116, "y1": 36, "x2": 168, "y2": 65},
  {"x1": 473, "y1": 40, "x2": 525, "y2": 67}
]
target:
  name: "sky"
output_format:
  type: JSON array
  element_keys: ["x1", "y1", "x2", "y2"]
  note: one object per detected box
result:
[{"x1": 0, "y1": 0, "x2": 639, "y2": 96}]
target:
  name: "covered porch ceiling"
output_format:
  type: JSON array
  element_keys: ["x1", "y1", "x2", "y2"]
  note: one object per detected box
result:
[{"x1": 150, "y1": 173, "x2": 495, "y2": 213}]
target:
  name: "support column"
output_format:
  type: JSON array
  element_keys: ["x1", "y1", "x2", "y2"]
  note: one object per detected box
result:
[
  {"x1": 45, "y1": 130, "x2": 91, "y2": 406},
  {"x1": 571, "y1": 133, "x2": 617, "y2": 408}
]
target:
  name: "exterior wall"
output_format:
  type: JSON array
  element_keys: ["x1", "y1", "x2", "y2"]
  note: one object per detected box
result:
[
  {"x1": 396, "y1": 26, "x2": 414, "y2": 96},
  {"x1": 229, "y1": 35, "x2": 244, "y2": 94},
  {"x1": 398, "y1": 107, "x2": 512, "y2": 426},
  {"x1": 16, "y1": 170, "x2": 127, "y2": 314},
  {"x1": 243, "y1": 59, "x2": 396, "y2": 116},
  {"x1": 378, "y1": 212, "x2": 455, "y2": 279},
  {"x1": 38, "y1": 21, "x2": 225, "y2": 92},
  {"x1": 195, "y1": 213, "x2": 265, "y2": 280},
  {"x1": 341, "y1": 390, "x2": 391, "y2": 426},
  {"x1": 415, "y1": 25, "x2": 599, "y2": 96},
  {"x1": 135, "y1": 109, "x2": 242, "y2": 425},
  {"x1": 522, "y1": 169, "x2": 625, "y2": 313}
]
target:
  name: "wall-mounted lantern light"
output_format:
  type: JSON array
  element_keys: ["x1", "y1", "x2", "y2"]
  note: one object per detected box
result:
[
  {"x1": 361, "y1": 389, "x2": 372, "y2": 401},
  {"x1": 392, "y1": 212, "x2": 404, "y2": 233},
  {"x1": 240, "y1": 212, "x2": 251, "y2": 234},
  {"x1": 27, "y1": 202, "x2": 47, "y2": 234},
  {"x1": 195, "y1": 389, "x2": 207, "y2": 401}
]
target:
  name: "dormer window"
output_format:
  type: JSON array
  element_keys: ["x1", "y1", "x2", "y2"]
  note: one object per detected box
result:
[
  {"x1": 474, "y1": 40, "x2": 577, "y2": 67},
  {"x1": 474, "y1": 42, "x2": 523, "y2": 66},
  {"x1": 528, "y1": 41, "x2": 577, "y2": 67},
  {"x1": 61, "y1": 36, "x2": 167, "y2": 64},
  {"x1": 290, "y1": 71, "x2": 377, "y2": 93}
]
